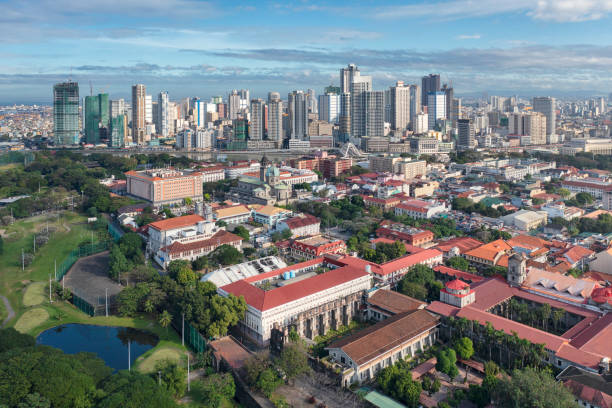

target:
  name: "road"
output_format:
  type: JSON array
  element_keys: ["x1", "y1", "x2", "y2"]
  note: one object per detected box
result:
[{"x1": 1, "y1": 295, "x2": 15, "y2": 327}]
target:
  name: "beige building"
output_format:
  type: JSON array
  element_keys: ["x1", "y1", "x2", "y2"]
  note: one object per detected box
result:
[
  {"x1": 308, "y1": 120, "x2": 333, "y2": 136},
  {"x1": 369, "y1": 155, "x2": 401, "y2": 173},
  {"x1": 561, "y1": 138, "x2": 612, "y2": 155},
  {"x1": 131, "y1": 84, "x2": 146, "y2": 144},
  {"x1": 125, "y1": 168, "x2": 203, "y2": 206},
  {"x1": 508, "y1": 112, "x2": 547, "y2": 145},
  {"x1": 398, "y1": 159, "x2": 427, "y2": 179}
]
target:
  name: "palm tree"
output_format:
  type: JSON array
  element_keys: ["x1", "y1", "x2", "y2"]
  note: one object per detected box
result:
[
  {"x1": 144, "y1": 299, "x2": 154, "y2": 314},
  {"x1": 539, "y1": 304, "x2": 551, "y2": 331},
  {"x1": 485, "y1": 323, "x2": 495, "y2": 362},
  {"x1": 159, "y1": 310, "x2": 172, "y2": 333},
  {"x1": 552, "y1": 309, "x2": 565, "y2": 334}
]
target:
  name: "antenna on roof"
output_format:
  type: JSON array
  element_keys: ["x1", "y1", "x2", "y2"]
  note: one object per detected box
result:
[{"x1": 89, "y1": 81, "x2": 93, "y2": 96}]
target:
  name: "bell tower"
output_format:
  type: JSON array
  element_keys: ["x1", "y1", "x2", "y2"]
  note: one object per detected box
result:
[{"x1": 507, "y1": 252, "x2": 527, "y2": 286}]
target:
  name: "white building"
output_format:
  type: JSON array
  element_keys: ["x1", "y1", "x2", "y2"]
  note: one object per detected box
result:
[
  {"x1": 394, "y1": 199, "x2": 448, "y2": 219},
  {"x1": 147, "y1": 214, "x2": 220, "y2": 254},
  {"x1": 277, "y1": 214, "x2": 320, "y2": 237},
  {"x1": 318, "y1": 93, "x2": 340, "y2": 124},
  {"x1": 427, "y1": 92, "x2": 446, "y2": 130}
]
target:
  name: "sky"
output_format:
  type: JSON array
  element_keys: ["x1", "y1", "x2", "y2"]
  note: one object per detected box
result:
[{"x1": 2, "y1": 0, "x2": 612, "y2": 104}]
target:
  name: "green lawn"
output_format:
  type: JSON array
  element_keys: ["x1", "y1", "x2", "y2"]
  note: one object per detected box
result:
[
  {"x1": 136, "y1": 343, "x2": 186, "y2": 373},
  {"x1": 0, "y1": 212, "x2": 102, "y2": 327},
  {"x1": 23, "y1": 282, "x2": 47, "y2": 307}
]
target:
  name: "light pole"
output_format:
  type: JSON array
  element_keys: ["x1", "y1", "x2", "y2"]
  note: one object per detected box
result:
[
  {"x1": 128, "y1": 340, "x2": 131, "y2": 371},
  {"x1": 48, "y1": 274, "x2": 52, "y2": 303},
  {"x1": 105, "y1": 288, "x2": 108, "y2": 317},
  {"x1": 182, "y1": 313, "x2": 185, "y2": 346},
  {"x1": 187, "y1": 353, "x2": 190, "y2": 392},
  {"x1": 22, "y1": 248, "x2": 24, "y2": 271}
]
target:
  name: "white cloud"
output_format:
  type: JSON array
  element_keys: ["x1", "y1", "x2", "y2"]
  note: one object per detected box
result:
[
  {"x1": 457, "y1": 34, "x2": 481, "y2": 39},
  {"x1": 529, "y1": 0, "x2": 612, "y2": 22}
]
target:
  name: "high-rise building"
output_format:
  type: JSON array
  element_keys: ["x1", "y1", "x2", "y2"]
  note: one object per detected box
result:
[
  {"x1": 421, "y1": 74, "x2": 440, "y2": 107},
  {"x1": 131, "y1": 84, "x2": 146, "y2": 144},
  {"x1": 415, "y1": 112, "x2": 428, "y2": 134},
  {"x1": 249, "y1": 98, "x2": 265, "y2": 141},
  {"x1": 442, "y1": 84, "x2": 455, "y2": 126},
  {"x1": 109, "y1": 98, "x2": 125, "y2": 118},
  {"x1": 508, "y1": 112, "x2": 547, "y2": 145},
  {"x1": 145, "y1": 94, "x2": 153, "y2": 125},
  {"x1": 110, "y1": 114, "x2": 127, "y2": 147},
  {"x1": 427, "y1": 92, "x2": 446, "y2": 130},
  {"x1": 532, "y1": 97, "x2": 556, "y2": 138},
  {"x1": 84, "y1": 93, "x2": 109, "y2": 144},
  {"x1": 288, "y1": 90, "x2": 308, "y2": 140},
  {"x1": 350, "y1": 72, "x2": 372, "y2": 138},
  {"x1": 340, "y1": 63, "x2": 359, "y2": 94},
  {"x1": 390, "y1": 81, "x2": 411, "y2": 131},
  {"x1": 318, "y1": 93, "x2": 340, "y2": 123},
  {"x1": 457, "y1": 118, "x2": 475, "y2": 149},
  {"x1": 228, "y1": 90, "x2": 241, "y2": 120},
  {"x1": 339, "y1": 92, "x2": 351, "y2": 142},
  {"x1": 157, "y1": 91, "x2": 169, "y2": 137},
  {"x1": 452, "y1": 99, "x2": 461, "y2": 125},
  {"x1": 267, "y1": 92, "x2": 283, "y2": 148},
  {"x1": 53, "y1": 81, "x2": 80, "y2": 146},
  {"x1": 194, "y1": 100, "x2": 206, "y2": 128},
  {"x1": 409, "y1": 85, "x2": 421, "y2": 129},
  {"x1": 307, "y1": 89, "x2": 317, "y2": 115},
  {"x1": 364, "y1": 91, "x2": 385, "y2": 138}
]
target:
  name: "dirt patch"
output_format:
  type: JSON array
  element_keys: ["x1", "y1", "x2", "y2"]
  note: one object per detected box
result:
[{"x1": 63, "y1": 251, "x2": 122, "y2": 308}]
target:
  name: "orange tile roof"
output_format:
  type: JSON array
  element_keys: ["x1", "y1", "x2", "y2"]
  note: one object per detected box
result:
[
  {"x1": 465, "y1": 239, "x2": 511, "y2": 263},
  {"x1": 148, "y1": 214, "x2": 205, "y2": 231}
]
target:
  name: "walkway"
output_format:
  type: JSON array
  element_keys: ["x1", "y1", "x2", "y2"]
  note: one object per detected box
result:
[{"x1": 1, "y1": 295, "x2": 15, "y2": 327}]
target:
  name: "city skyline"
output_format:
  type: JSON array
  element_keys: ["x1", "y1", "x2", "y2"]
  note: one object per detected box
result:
[{"x1": 3, "y1": 0, "x2": 612, "y2": 103}]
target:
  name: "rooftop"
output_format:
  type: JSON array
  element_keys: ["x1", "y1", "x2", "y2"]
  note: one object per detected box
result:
[
  {"x1": 367, "y1": 289, "x2": 426, "y2": 315},
  {"x1": 148, "y1": 214, "x2": 205, "y2": 231}
]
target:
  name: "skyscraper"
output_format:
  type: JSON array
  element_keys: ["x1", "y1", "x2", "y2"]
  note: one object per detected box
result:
[
  {"x1": 421, "y1": 74, "x2": 440, "y2": 107},
  {"x1": 442, "y1": 84, "x2": 454, "y2": 126},
  {"x1": 532, "y1": 96, "x2": 556, "y2": 138},
  {"x1": 457, "y1": 118, "x2": 475, "y2": 149},
  {"x1": 249, "y1": 98, "x2": 265, "y2": 141},
  {"x1": 157, "y1": 91, "x2": 169, "y2": 137},
  {"x1": 350, "y1": 72, "x2": 372, "y2": 138},
  {"x1": 53, "y1": 81, "x2": 80, "y2": 146},
  {"x1": 340, "y1": 63, "x2": 359, "y2": 94},
  {"x1": 110, "y1": 114, "x2": 127, "y2": 147},
  {"x1": 267, "y1": 92, "x2": 283, "y2": 148},
  {"x1": 84, "y1": 93, "x2": 109, "y2": 144},
  {"x1": 409, "y1": 85, "x2": 421, "y2": 129},
  {"x1": 339, "y1": 92, "x2": 351, "y2": 142},
  {"x1": 288, "y1": 90, "x2": 308, "y2": 140},
  {"x1": 131, "y1": 84, "x2": 146, "y2": 144},
  {"x1": 307, "y1": 89, "x2": 317, "y2": 115},
  {"x1": 508, "y1": 112, "x2": 546, "y2": 145},
  {"x1": 427, "y1": 92, "x2": 446, "y2": 130},
  {"x1": 318, "y1": 93, "x2": 340, "y2": 123},
  {"x1": 109, "y1": 99, "x2": 125, "y2": 118},
  {"x1": 390, "y1": 81, "x2": 411, "y2": 131},
  {"x1": 364, "y1": 91, "x2": 385, "y2": 138}
]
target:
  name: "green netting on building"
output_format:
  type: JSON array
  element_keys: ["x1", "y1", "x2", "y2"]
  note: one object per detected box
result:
[
  {"x1": 187, "y1": 322, "x2": 207, "y2": 353},
  {"x1": 73, "y1": 293, "x2": 95, "y2": 316},
  {"x1": 107, "y1": 222, "x2": 123, "y2": 241}
]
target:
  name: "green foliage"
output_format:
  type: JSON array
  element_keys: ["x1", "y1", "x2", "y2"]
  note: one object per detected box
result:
[
  {"x1": 377, "y1": 360, "x2": 422, "y2": 407},
  {"x1": 454, "y1": 337, "x2": 474, "y2": 360},
  {"x1": 159, "y1": 310, "x2": 172, "y2": 331},
  {"x1": 446, "y1": 256, "x2": 469, "y2": 271},
  {"x1": 215, "y1": 220, "x2": 227, "y2": 227},
  {"x1": 281, "y1": 228, "x2": 292, "y2": 240},
  {"x1": 209, "y1": 244, "x2": 243, "y2": 266},
  {"x1": 361, "y1": 241, "x2": 406, "y2": 264},
  {"x1": 97, "y1": 370, "x2": 177, "y2": 408},
  {"x1": 197, "y1": 372, "x2": 236, "y2": 408},
  {"x1": 492, "y1": 367, "x2": 578, "y2": 408},
  {"x1": 397, "y1": 264, "x2": 443, "y2": 301},
  {"x1": 233, "y1": 225, "x2": 250, "y2": 241},
  {"x1": 155, "y1": 360, "x2": 187, "y2": 398},
  {"x1": 277, "y1": 342, "x2": 309, "y2": 380},
  {"x1": 436, "y1": 348, "x2": 458, "y2": 380},
  {"x1": 0, "y1": 328, "x2": 35, "y2": 353},
  {"x1": 0, "y1": 235, "x2": 3, "y2": 255},
  {"x1": 452, "y1": 197, "x2": 510, "y2": 218}
]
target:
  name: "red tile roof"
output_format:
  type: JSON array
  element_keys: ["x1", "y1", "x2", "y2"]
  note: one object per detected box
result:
[
  {"x1": 283, "y1": 214, "x2": 320, "y2": 229},
  {"x1": 446, "y1": 279, "x2": 469, "y2": 290},
  {"x1": 148, "y1": 214, "x2": 205, "y2": 231},
  {"x1": 433, "y1": 265, "x2": 484, "y2": 283},
  {"x1": 329, "y1": 249, "x2": 442, "y2": 276},
  {"x1": 160, "y1": 230, "x2": 242, "y2": 255},
  {"x1": 220, "y1": 263, "x2": 369, "y2": 311},
  {"x1": 434, "y1": 237, "x2": 483, "y2": 254}
]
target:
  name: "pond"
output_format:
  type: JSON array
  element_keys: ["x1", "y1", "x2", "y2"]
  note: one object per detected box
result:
[{"x1": 37, "y1": 324, "x2": 158, "y2": 370}]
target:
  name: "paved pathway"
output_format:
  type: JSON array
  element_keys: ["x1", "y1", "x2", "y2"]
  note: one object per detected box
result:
[{"x1": 1, "y1": 295, "x2": 15, "y2": 327}]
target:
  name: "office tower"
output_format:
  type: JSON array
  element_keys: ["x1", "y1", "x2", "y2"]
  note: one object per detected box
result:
[
  {"x1": 194, "y1": 100, "x2": 206, "y2": 128},
  {"x1": 409, "y1": 85, "x2": 421, "y2": 129},
  {"x1": 109, "y1": 99, "x2": 125, "y2": 118},
  {"x1": 110, "y1": 114, "x2": 127, "y2": 147},
  {"x1": 421, "y1": 74, "x2": 440, "y2": 107},
  {"x1": 53, "y1": 82, "x2": 80, "y2": 146},
  {"x1": 339, "y1": 92, "x2": 351, "y2": 142},
  {"x1": 318, "y1": 93, "x2": 340, "y2": 123},
  {"x1": 325, "y1": 85, "x2": 341, "y2": 94},
  {"x1": 288, "y1": 90, "x2": 309, "y2": 140},
  {"x1": 211, "y1": 96, "x2": 223, "y2": 104},
  {"x1": 452, "y1": 98, "x2": 461, "y2": 124},
  {"x1": 457, "y1": 119, "x2": 475, "y2": 149},
  {"x1": 427, "y1": 92, "x2": 446, "y2": 130},
  {"x1": 415, "y1": 112, "x2": 428, "y2": 134},
  {"x1": 249, "y1": 98, "x2": 265, "y2": 141},
  {"x1": 384, "y1": 89, "x2": 391, "y2": 124},
  {"x1": 442, "y1": 84, "x2": 454, "y2": 126},
  {"x1": 131, "y1": 84, "x2": 146, "y2": 144},
  {"x1": 390, "y1": 81, "x2": 411, "y2": 131},
  {"x1": 532, "y1": 96, "x2": 556, "y2": 138},
  {"x1": 268, "y1": 92, "x2": 283, "y2": 148},
  {"x1": 307, "y1": 89, "x2": 317, "y2": 115},
  {"x1": 340, "y1": 63, "x2": 359, "y2": 94},
  {"x1": 364, "y1": 91, "x2": 385, "y2": 138},
  {"x1": 156, "y1": 91, "x2": 169, "y2": 137},
  {"x1": 228, "y1": 90, "x2": 241, "y2": 120},
  {"x1": 217, "y1": 103, "x2": 226, "y2": 119},
  {"x1": 350, "y1": 72, "x2": 372, "y2": 138},
  {"x1": 598, "y1": 97, "x2": 606, "y2": 115},
  {"x1": 84, "y1": 93, "x2": 109, "y2": 144},
  {"x1": 145, "y1": 94, "x2": 153, "y2": 125}
]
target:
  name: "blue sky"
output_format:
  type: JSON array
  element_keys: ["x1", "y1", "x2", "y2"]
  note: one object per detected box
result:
[{"x1": 2, "y1": 0, "x2": 612, "y2": 103}]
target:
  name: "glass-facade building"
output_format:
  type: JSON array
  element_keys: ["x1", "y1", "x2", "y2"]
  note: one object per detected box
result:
[
  {"x1": 53, "y1": 82, "x2": 80, "y2": 145},
  {"x1": 84, "y1": 93, "x2": 109, "y2": 144}
]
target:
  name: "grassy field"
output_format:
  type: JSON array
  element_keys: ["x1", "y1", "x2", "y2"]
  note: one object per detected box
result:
[
  {"x1": 136, "y1": 342, "x2": 186, "y2": 373},
  {"x1": 14, "y1": 307, "x2": 49, "y2": 333},
  {"x1": 22, "y1": 282, "x2": 46, "y2": 306},
  {"x1": 0, "y1": 212, "x2": 101, "y2": 327}
]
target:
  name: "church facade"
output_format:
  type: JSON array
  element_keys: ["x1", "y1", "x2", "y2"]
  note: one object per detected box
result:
[{"x1": 229, "y1": 156, "x2": 292, "y2": 205}]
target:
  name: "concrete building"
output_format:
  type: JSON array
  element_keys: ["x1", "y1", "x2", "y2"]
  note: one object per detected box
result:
[
  {"x1": 340, "y1": 63, "x2": 359, "y2": 94},
  {"x1": 398, "y1": 159, "x2": 427, "y2": 179},
  {"x1": 249, "y1": 98, "x2": 265, "y2": 141},
  {"x1": 125, "y1": 168, "x2": 203, "y2": 206},
  {"x1": 394, "y1": 199, "x2": 447, "y2": 219},
  {"x1": 228, "y1": 90, "x2": 241, "y2": 120},
  {"x1": 131, "y1": 84, "x2": 146, "y2": 144},
  {"x1": 390, "y1": 81, "x2": 411, "y2": 131},
  {"x1": 427, "y1": 92, "x2": 446, "y2": 130},
  {"x1": 318, "y1": 93, "x2": 340, "y2": 123},
  {"x1": 288, "y1": 91, "x2": 308, "y2": 140},
  {"x1": 421, "y1": 74, "x2": 440, "y2": 107},
  {"x1": 157, "y1": 91, "x2": 169, "y2": 137},
  {"x1": 53, "y1": 81, "x2": 80, "y2": 145},
  {"x1": 277, "y1": 214, "x2": 320, "y2": 238},
  {"x1": 267, "y1": 92, "x2": 283, "y2": 148},
  {"x1": 532, "y1": 96, "x2": 556, "y2": 137},
  {"x1": 146, "y1": 214, "x2": 218, "y2": 253},
  {"x1": 457, "y1": 118, "x2": 475, "y2": 149},
  {"x1": 501, "y1": 209, "x2": 548, "y2": 230},
  {"x1": 409, "y1": 85, "x2": 421, "y2": 129},
  {"x1": 509, "y1": 112, "x2": 547, "y2": 145},
  {"x1": 350, "y1": 72, "x2": 373, "y2": 138},
  {"x1": 414, "y1": 112, "x2": 428, "y2": 134}
]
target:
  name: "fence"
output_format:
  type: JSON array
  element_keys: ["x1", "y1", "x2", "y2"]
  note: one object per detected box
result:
[
  {"x1": 187, "y1": 322, "x2": 207, "y2": 353},
  {"x1": 72, "y1": 292, "x2": 95, "y2": 316},
  {"x1": 56, "y1": 240, "x2": 112, "y2": 281}
]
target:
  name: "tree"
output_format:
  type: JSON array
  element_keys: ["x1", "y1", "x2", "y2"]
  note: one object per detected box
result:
[
  {"x1": 109, "y1": 244, "x2": 130, "y2": 280},
  {"x1": 176, "y1": 266, "x2": 198, "y2": 286},
  {"x1": 210, "y1": 244, "x2": 243, "y2": 266},
  {"x1": 557, "y1": 188, "x2": 571, "y2": 198},
  {"x1": 156, "y1": 360, "x2": 187, "y2": 398},
  {"x1": 277, "y1": 342, "x2": 309, "y2": 380},
  {"x1": 243, "y1": 247, "x2": 256, "y2": 257},
  {"x1": 446, "y1": 256, "x2": 469, "y2": 271},
  {"x1": 493, "y1": 367, "x2": 578, "y2": 408},
  {"x1": 233, "y1": 225, "x2": 250, "y2": 241},
  {"x1": 397, "y1": 281, "x2": 428, "y2": 300},
  {"x1": 0, "y1": 235, "x2": 4, "y2": 255},
  {"x1": 281, "y1": 228, "x2": 292, "y2": 240},
  {"x1": 0, "y1": 328, "x2": 35, "y2": 352},
  {"x1": 215, "y1": 220, "x2": 227, "y2": 227},
  {"x1": 97, "y1": 370, "x2": 177, "y2": 408},
  {"x1": 159, "y1": 310, "x2": 172, "y2": 333},
  {"x1": 454, "y1": 337, "x2": 474, "y2": 360},
  {"x1": 256, "y1": 368, "x2": 282, "y2": 397},
  {"x1": 198, "y1": 373, "x2": 235, "y2": 408},
  {"x1": 575, "y1": 192, "x2": 594, "y2": 206}
]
